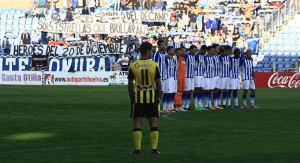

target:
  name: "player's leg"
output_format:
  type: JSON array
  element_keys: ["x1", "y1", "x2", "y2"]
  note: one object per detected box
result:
[
  {"x1": 148, "y1": 117, "x2": 159, "y2": 153},
  {"x1": 250, "y1": 80, "x2": 258, "y2": 108},
  {"x1": 242, "y1": 80, "x2": 250, "y2": 108},
  {"x1": 194, "y1": 87, "x2": 200, "y2": 109},
  {"x1": 227, "y1": 89, "x2": 232, "y2": 108},
  {"x1": 131, "y1": 103, "x2": 145, "y2": 154}
]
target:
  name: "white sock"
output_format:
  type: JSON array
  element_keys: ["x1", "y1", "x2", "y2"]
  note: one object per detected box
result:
[
  {"x1": 234, "y1": 97, "x2": 238, "y2": 106},
  {"x1": 163, "y1": 101, "x2": 167, "y2": 110},
  {"x1": 214, "y1": 97, "x2": 218, "y2": 107},
  {"x1": 250, "y1": 98, "x2": 254, "y2": 106},
  {"x1": 182, "y1": 99, "x2": 186, "y2": 108},
  {"x1": 218, "y1": 98, "x2": 221, "y2": 106},
  {"x1": 194, "y1": 97, "x2": 198, "y2": 108},
  {"x1": 209, "y1": 98, "x2": 212, "y2": 107},
  {"x1": 205, "y1": 96, "x2": 209, "y2": 107},
  {"x1": 243, "y1": 98, "x2": 247, "y2": 106},
  {"x1": 222, "y1": 98, "x2": 226, "y2": 106},
  {"x1": 227, "y1": 97, "x2": 231, "y2": 106},
  {"x1": 171, "y1": 100, "x2": 174, "y2": 109},
  {"x1": 186, "y1": 99, "x2": 190, "y2": 109}
]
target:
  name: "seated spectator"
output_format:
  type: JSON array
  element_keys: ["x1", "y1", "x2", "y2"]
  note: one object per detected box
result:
[
  {"x1": 74, "y1": 6, "x2": 81, "y2": 16},
  {"x1": 21, "y1": 29, "x2": 31, "y2": 44},
  {"x1": 60, "y1": 10, "x2": 67, "y2": 22},
  {"x1": 31, "y1": 30, "x2": 40, "y2": 44},
  {"x1": 156, "y1": 0, "x2": 164, "y2": 10}
]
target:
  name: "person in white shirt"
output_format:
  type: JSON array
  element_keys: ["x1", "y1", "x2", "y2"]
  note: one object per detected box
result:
[
  {"x1": 31, "y1": 30, "x2": 40, "y2": 44},
  {"x1": 117, "y1": 53, "x2": 129, "y2": 71}
]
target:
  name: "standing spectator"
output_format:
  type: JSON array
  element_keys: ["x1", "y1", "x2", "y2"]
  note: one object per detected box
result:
[
  {"x1": 182, "y1": 13, "x2": 189, "y2": 30},
  {"x1": 66, "y1": 9, "x2": 73, "y2": 21},
  {"x1": 31, "y1": 30, "x2": 40, "y2": 44},
  {"x1": 225, "y1": 31, "x2": 233, "y2": 46},
  {"x1": 121, "y1": 0, "x2": 129, "y2": 10},
  {"x1": 1, "y1": 36, "x2": 10, "y2": 53},
  {"x1": 51, "y1": 10, "x2": 59, "y2": 21},
  {"x1": 60, "y1": 10, "x2": 67, "y2": 22},
  {"x1": 117, "y1": 53, "x2": 129, "y2": 71},
  {"x1": 139, "y1": 0, "x2": 145, "y2": 9},
  {"x1": 156, "y1": 0, "x2": 164, "y2": 10},
  {"x1": 38, "y1": 6, "x2": 47, "y2": 18},
  {"x1": 82, "y1": 5, "x2": 89, "y2": 15},
  {"x1": 39, "y1": 0, "x2": 46, "y2": 7},
  {"x1": 74, "y1": 6, "x2": 81, "y2": 16},
  {"x1": 189, "y1": 12, "x2": 197, "y2": 30},
  {"x1": 232, "y1": 28, "x2": 240, "y2": 47},
  {"x1": 211, "y1": 18, "x2": 219, "y2": 35},
  {"x1": 221, "y1": 24, "x2": 228, "y2": 35},
  {"x1": 205, "y1": 18, "x2": 212, "y2": 34},
  {"x1": 196, "y1": 13, "x2": 203, "y2": 32},
  {"x1": 21, "y1": 29, "x2": 31, "y2": 44},
  {"x1": 90, "y1": 0, "x2": 96, "y2": 13}
]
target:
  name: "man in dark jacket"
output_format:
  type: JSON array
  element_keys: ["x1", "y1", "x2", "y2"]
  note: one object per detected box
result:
[{"x1": 21, "y1": 29, "x2": 31, "y2": 44}]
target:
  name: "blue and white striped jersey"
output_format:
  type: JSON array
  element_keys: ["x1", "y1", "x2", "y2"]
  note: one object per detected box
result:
[
  {"x1": 219, "y1": 55, "x2": 231, "y2": 78},
  {"x1": 212, "y1": 54, "x2": 220, "y2": 77},
  {"x1": 204, "y1": 55, "x2": 215, "y2": 78},
  {"x1": 174, "y1": 60, "x2": 178, "y2": 80},
  {"x1": 165, "y1": 57, "x2": 176, "y2": 79},
  {"x1": 195, "y1": 53, "x2": 205, "y2": 76},
  {"x1": 240, "y1": 57, "x2": 254, "y2": 80},
  {"x1": 152, "y1": 51, "x2": 167, "y2": 80},
  {"x1": 184, "y1": 53, "x2": 196, "y2": 78},
  {"x1": 229, "y1": 57, "x2": 241, "y2": 79}
]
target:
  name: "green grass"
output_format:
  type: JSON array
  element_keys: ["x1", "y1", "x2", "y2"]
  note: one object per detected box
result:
[{"x1": 0, "y1": 85, "x2": 300, "y2": 163}]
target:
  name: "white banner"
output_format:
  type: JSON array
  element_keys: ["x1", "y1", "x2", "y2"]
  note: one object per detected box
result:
[
  {"x1": 35, "y1": 21, "x2": 149, "y2": 36},
  {"x1": 10, "y1": 44, "x2": 127, "y2": 56},
  {"x1": 43, "y1": 72, "x2": 114, "y2": 85},
  {"x1": 0, "y1": 71, "x2": 42, "y2": 85}
]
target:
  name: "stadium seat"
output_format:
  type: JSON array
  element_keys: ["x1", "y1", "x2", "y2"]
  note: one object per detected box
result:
[
  {"x1": 263, "y1": 49, "x2": 270, "y2": 55},
  {"x1": 284, "y1": 64, "x2": 292, "y2": 68},
  {"x1": 263, "y1": 55, "x2": 271, "y2": 61},
  {"x1": 284, "y1": 56, "x2": 291, "y2": 62},
  {"x1": 264, "y1": 61, "x2": 272, "y2": 68},
  {"x1": 291, "y1": 56, "x2": 298, "y2": 62},
  {"x1": 257, "y1": 61, "x2": 264, "y2": 68},
  {"x1": 257, "y1": 69, "x2": 264, "y2": 72},
  {"x1": 278, "y1": 64, "x2": 285, "y2": 68},
  {"x1": 277, "y1": 55, "x2": 284, "y2": 61},
  {"x1": 278, "y1": 69, "x2": 286, "y2": 72},
  {"x1": 270, "y1": 55, "x2": 277, "y2": 61},
  {"x1": 264, "y1": 69, "x2": 272, "y2": 72}
]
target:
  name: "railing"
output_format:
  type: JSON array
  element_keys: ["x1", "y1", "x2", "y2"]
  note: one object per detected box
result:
[{"x1": 260, "y1": 0, "x2": 298, "y2": 45}]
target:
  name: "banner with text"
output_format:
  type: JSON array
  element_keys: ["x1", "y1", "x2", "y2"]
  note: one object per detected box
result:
[
  {"x1": 10, "y1": 44, "x2": 127, "y2": 56},
  {"x1": 255, "y1": 72, "x2": 300, "y2": 88},
  {"x1": 0, "y1": 71, "x2": 42, "y2": 85}
]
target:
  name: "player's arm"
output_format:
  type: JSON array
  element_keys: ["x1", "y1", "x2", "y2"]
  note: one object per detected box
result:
[
  {"x1": 252, "y1": 67, "x2": 255, "y2": 83},
  {"x1": 128, "y1": 67, "x2": 135, "y2": 105},
  {"x1": 155, "y1": 66, "x2": 161, "y2": 104}
]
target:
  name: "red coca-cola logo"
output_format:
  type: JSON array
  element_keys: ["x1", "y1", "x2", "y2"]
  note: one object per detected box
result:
[{"x1": 268, "y1": 73, "x2": 300, "y2": 88}]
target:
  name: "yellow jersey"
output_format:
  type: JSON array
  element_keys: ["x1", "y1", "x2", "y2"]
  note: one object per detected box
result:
[{"x1": 128, "y1": 59, "x2": 161, "y2": 104}]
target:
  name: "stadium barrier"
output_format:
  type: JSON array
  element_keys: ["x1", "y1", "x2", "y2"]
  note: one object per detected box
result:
[
  {"x1": 255, "y1": 72, "x2": 300, "y2": 88},
  {"x1": 0, "y1": 71, "x2": 128, "y2": 86}
]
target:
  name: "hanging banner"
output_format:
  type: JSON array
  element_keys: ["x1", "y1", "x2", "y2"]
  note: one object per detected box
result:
[
  {"x1": 10, "y1": 44, "x2": 127, "y2": 56},
  {"x1": 0, "y1": 55, "x2": 109, "y2": 72},
  {"x1": 31, "y1": 55, "x2": 49, "y2": 68},
  {"x1": 35, "y1": 21, "x2": 148, "y2": 36}
]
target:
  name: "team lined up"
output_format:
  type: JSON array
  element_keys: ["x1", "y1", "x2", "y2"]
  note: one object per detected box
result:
[{"x1": 152, "y1": 40, "x2": 258, "y2": 113}]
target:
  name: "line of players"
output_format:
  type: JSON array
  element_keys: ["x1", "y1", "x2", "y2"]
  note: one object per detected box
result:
[{"x1": 152, "y1": 40, "x2": 259, "y2": 113}]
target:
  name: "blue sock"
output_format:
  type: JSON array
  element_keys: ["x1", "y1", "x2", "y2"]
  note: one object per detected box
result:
[
  {"x1": 213, "y1": 93, "x2": 218, "y2": 106},
  {"x1": 250, "y1": 94, "x2": 255, "y2": 98},
  {"x1": 218, "y1": 90, "x2": 222, "y2": 99},
  {"x1": 193, "y1": 93, "x2": 198, "y2": 100},
  {"x1": 250, "y1": 94, "x2": 255, "y2": 105},
  {"x1": 233, "y1": 91, "x2": 238, "y2": 98},
  {"x1": 242, "y1": 94, "x2": 247, "y2": 106},
  {"x1": 187, "y1": 93, "x2": 191, "y2": 100},
  {"x1": 182, "y1": 93, "x2": 187, "y2": 100},
  {"x1": 227, "y1": 92, "x2": 231, "y2": 99},
  {"x1": 222, "y1": 92, "x2": 227, "y2": 105}
]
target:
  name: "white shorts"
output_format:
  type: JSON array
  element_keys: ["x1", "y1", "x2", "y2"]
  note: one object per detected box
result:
[
  {"x1": 213, "y1": 77, "x2": 220, "y2": 89},
  {"x1": 229, "y1": 78, "x2": 240, "y2": 90},
  {"x1": 165, "y1": 78, "x2": 175, "y2": 93},
  {"x1": 203, "y1": 78, "x2": 214, "y2": 90},
  {"x1": 184, "y1": 78, "x2": 195, "y2": 91},
  {"x1": 242, "y1": 80, "x2": 255, "y2": 90},
  {"x1": 194, "y1": 76, "x2": 204, "y2": 88},
  {"x1": 161, "y1": 79, "x2": 166, "y2": 92},
  {"x1": 220, "y1": 77, "x2": 230, "y2": 90}
]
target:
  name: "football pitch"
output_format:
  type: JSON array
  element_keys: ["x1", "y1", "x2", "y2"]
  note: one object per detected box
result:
[{"x1": 0, "y1": 85, "x2": 299, "y2": 162}]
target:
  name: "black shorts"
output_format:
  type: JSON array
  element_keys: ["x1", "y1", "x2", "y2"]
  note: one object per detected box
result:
[{"x1": 130, "y1": 103, "x2": 159, "y2": 118}]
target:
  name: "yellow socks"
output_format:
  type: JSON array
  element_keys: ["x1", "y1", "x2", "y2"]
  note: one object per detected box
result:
[
  {"x1": 133, "y1": 129, "x2": 142, "y2": 150},
  {"x1": 150, "y1": 127, "x2": 159, "y2": 149}
]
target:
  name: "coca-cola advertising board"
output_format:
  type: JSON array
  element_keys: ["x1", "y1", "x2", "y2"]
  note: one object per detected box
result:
[{"x1": 255, "y1": 72, "x2": 300, "y2": 88}]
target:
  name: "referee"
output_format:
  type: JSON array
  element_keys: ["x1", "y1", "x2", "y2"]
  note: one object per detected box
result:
[{"x1": 128, "y1": 42, "x2": 161, "y2": 154}]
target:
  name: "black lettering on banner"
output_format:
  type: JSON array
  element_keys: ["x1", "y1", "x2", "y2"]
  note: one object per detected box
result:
[
  {"x1": 62, "y1": 47, "x2": 68, "y2": 56},
  {"x1": 38, "y1": 45, "x2": 43, "y2": 55},
  {"x1": 76, "y1": 47, "x2": 81, "y2": 55},
  {"x1": 50, "y1": 46, "x2": 56, "y2": 56},
  {"x1": 24, "y1": 45, "x2": 28, "y2": 55},
  {"x1": 69, "y1": 48, "x2": 75, "y2": 56},
  {"x1": 46, "y1": 46, "x2": 51, "y2": 55},
  {"x1": 109, "y1": 44, "x2": 114, "y2": 53},
  {"x1": 86, "y1": 45, "x2": 91, "y2": 54},
  {"x1": 141, "y1": 11, "x2": 145, "y2": 21},
  {"x1": 103, "y1": 44, "x2": 109, "y2": 54},
  {"x1": 92, "y1": 45, "x2": 97, "y2": 54},
  {"x1": 28, "y1": 45, "x2": 33, "y2": 55},
  {"x1": 13, "y1": 45, "x2": 19, "y2": 55}
]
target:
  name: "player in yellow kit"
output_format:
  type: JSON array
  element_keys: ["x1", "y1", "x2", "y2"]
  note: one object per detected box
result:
[{"x1": 128, "y1": 42, "x2": 161, "y2": 154}]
